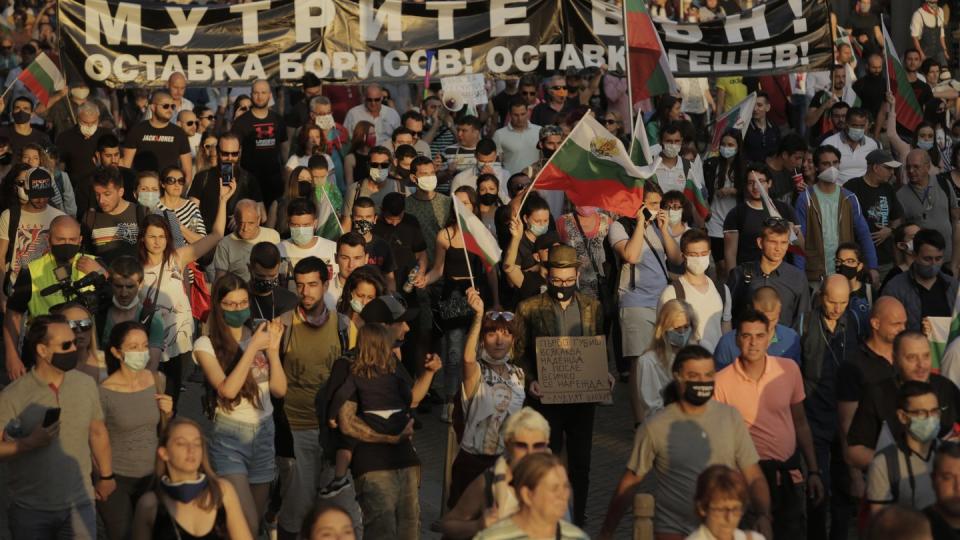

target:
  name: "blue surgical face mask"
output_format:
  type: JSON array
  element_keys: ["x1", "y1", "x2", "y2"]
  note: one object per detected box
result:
[
  {"x1": 907, "y1": 415, "x2": 940, "y2": 443},
  {"x1": 122, "y1": 350, "x2": 150, "y2": 371},
  {"x1": 666, "y1": 327, "x2": 692, "y2": 348},
  {"x1": 529, "y1": 223, "x2": 548, "y2": 237},
  {"x1": 160, "y1": 474, "x2": 209, "y2": 503},
  {"x1": 290, "y1": 226, "x2": 314, "y2": 246},
  {"x1": 918, "y1": 139, "x2": 935, "y2": 151},
  {"x1": 719, "y1": 145, "x2": 737, "y2": 159},
  {"x1": 350, "y1": 296, "x2": 364, "y2": 313},
  {"x1": 847, "y1": 127, "x2": 865, "y2": 142}
]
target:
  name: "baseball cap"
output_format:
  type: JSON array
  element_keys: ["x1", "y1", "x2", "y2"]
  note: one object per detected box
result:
[
  {"x1": 866, "y1": 149, "x2": 901, "y2": 168},
  {"x1": 360, "y1": 295, "x2": 419, "y2": 325},
  {"x1": 545, "y1": 244, "x2": 579, "y2": 269},
  {"x1": 27, "y1": 167, "x2": 54, "y2": 199}
]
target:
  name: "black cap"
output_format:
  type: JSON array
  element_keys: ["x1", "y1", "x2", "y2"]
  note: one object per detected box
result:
[
  {"x1": 27, "y1": 167, "x2": 54, "y2": 199},
  {"x1": 534, "y1": 231, "x2": 561, "y2": 251},
  {"x1": 360, "y1": 295, "x2": 419, "y2": 324}
]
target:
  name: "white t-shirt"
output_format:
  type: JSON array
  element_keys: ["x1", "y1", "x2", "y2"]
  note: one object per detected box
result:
[
  {"x1": 911, "y1": 6, "x2": 946, "y2": 39},
  {"x1": 658, "y1": 275, "x2": 732, "y2": 351},
  {"x1": 460, "y1": 362, "x2": 525, "y2": 456},
  {"x1": 0, "y1": 205, "x2": 64, "y2": 278},
  {"x1": 194, "y1": 335, "x2": 273, "y2": 424},
  {"x1": 284, "y1": 153, "x2": 335, "y2": 173},
  {"x1": 325, "y1": 273, "x2": 345, "y2": 311},
  {"x1": 278, "y1": 236, "x2": 338, "y2": 273}
]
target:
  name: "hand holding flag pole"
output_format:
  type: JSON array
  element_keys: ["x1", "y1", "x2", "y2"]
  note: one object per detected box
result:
[{"x1": 452, "y1": 196, "x2": 477, "y2": 290}]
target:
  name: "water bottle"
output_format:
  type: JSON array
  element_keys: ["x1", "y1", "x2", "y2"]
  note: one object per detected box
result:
[{"x1": 402, "y1": 264, "x2": 420, "y2": 293}]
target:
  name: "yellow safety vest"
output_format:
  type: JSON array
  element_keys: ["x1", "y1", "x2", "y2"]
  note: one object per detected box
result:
[{"x1": 26, "y1": 253, "x2": 90, "y2": 318}]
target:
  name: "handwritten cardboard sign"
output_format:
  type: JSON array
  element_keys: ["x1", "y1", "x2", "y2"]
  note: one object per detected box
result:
[
  {"x1": 535, "y1": 336, "x2": 610, "y2": 404},
  {"x1": 441, "y1": 73, "x2": 488, "y2": 105}
]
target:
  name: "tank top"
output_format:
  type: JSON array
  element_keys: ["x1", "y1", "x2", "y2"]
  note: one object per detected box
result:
[
  {"x1": 443, "y1": 228, "x2": 477, "y2": 280},
  {"x1": 153, "y1": 500, "x2": 228, "y2": 540}
]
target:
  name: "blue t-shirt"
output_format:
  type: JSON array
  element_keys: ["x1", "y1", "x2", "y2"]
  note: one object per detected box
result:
[{"x1": 713, "y1": 324, "x2": 802, "y2": 369}]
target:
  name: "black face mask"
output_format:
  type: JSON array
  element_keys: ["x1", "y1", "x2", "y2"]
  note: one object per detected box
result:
[
  {"x1": 0, "y1": 152, "x2": 11, "y2": 165},
  {"x1": 50, "y1": 243, "x2": 80, "y2": 264},
  {"x1": 836, "y1": 265, "x2": 860, "y2": 280},
  {"x1": 251, "y1": 277, "x2": 278, "y2": 295},
  {"x1": 298, "y1": 181, "x2": 313, "y2": 198},
  {"x1": 547, "y1": 282, "x2": 576, "y2": 301},
  {"x1": 683, "y1": 381, "x2": 714, "y2": 406},
  {"x1": 11, "y1": 111, "x2": 30, "y2": 125},
  {"x1": 541, "y1": 147, "x2": 555, "y2": 160},
  {"x1": 478, "y1": 193, "x2": 500, "y2": 206},
  {"x1": 51, "y1": 350, "x2": 79, "y2": 372}
]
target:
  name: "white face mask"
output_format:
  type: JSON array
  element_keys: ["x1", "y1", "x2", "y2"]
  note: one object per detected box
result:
[
  {"x1": 662, "y1": 143, "x2": 682, "y2": 159},
  {"x1": 817, "y1": 166, "x2": 840, "y2": 184},
  {"x1": 16, "y1": 186, "x2": 28, "y2": 203},
  {"x1": 79, "y1": 123, "x2": 97, "y2": 137},
  {"x1": 667, "y1": 208, "x2": 683, "y2": 225},
  {"x1": 417, "y1": 175, "x2": 438, "y2": 192},
  {"x1": 685, "y1": 254, "x2": 710, "y2": 275},
  {"x1": 70, "y1": 87, "x2": 90, "y2": 101},
  {"x1": 315, "y1": 114, "x2": 335, "y2": 130}
]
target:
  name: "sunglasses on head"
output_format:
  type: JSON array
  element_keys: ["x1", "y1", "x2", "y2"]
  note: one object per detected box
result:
[
  {"x1": 762, "y1": 217, "x2": 786, "y2": 227},
  {"x1": 485, "y1": 310, "x2": 515, "y2": 322},
  {"x1": 163, "y1": 176, "x2": 186, "y2": 185},
  {"x1": 67, "y1": 319, "x2": 93, "y2": 332}
]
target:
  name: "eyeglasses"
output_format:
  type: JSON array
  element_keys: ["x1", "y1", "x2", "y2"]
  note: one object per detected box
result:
[
  {"x1": 366, "y1": 97, "x2": 382, "y2": 103},
  {"x1": 707, "y1": 505, "x2": 744, "y2": 517},
  {"x1": 485, "y1": 311, "x2": 515, "y2": 321},
  {"x1": 182, "y1": 120, "x2": 197, "y2": 127},
  {"x1": 219, "y1": 150, "x2": 240, "y2": 157},
  {"x1": 200, "y1": 115, "x2": 214, "y2": 121},
  {"x1": 163, "y1": 176, "x2": 187, "y2": 185},
  {"x1": 158, "y1": 103, "x2": 175, "y2": 110},
  {"x1": 408, "y1": 131, "x2": 422, "y2": 137},
  {"x1": 549, "y1": 277, "x2": 577, "y2": 287},
  {"x1": 203, "y1": 143, "x2": 216, "y2": 149},
  {"x1": 221, "y1": 300, "x2": 249, "y2": 310},
  {"x1": 67, "y1": 319, "x2": 93, "y2": 332},
  {"x1": 905, "y1": 407, "x2": 943, "y2": 420},
  {"x1": 835, "y1": 258, "x2": 859, "y2": 266}
]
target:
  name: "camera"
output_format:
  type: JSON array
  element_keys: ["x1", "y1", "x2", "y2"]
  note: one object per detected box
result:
[{"x1": 41, "y1": 267, "x2": 107, "y2": 313}]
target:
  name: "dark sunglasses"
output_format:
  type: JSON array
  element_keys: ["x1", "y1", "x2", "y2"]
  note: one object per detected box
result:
[
  {"x1": 202, "y1": 143, "x2": 216, "y2": 149},
  {"x1": 56, "y1": 339, "x2": 78, "y2": 350},
  {"x1": 485, "y1": 310, "x2": 515, "y2": 322},
  {"x1": 370, "y1": 163, "x2": 391, "y2": 170},
  {"x1": 158, "y1": 103, "x2": 175, "y2": 110},
  {"x1": 67, "y1": 319, "x2": 93, "y2": 332},
  {"x1": 366, "y1": 97, "x2": 382, "y2": 103},
  {"x1": 550, "y1": 86, "x2": 568, "y2": 91},
  {"x1": 182, "y1": 120, "x2": 197, "y2": 127},
  {"x1": 200, "y1": 115, "x2": 214, "y2": 121},
  {"x1": 604, "y1": 119, "x2": 619, "y2": 125},
  {"x1": 219, "y1": 150, "x2": 240, "y2": 157},
  {"x1": 521, "y1": 91, "x2": 537, "y2": 96},
  {"x1": 762, "y1": 217, "x2": 786, "y2": 227},
  {"x1": 163, "y1": 176, "x2": 187, "y2": 185},
  {"x1": 408, "y1": 131, "x2": 422, "y2": 137}
]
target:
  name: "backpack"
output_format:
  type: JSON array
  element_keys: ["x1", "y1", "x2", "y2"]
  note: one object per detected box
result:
[{"x1": 671, "y1": 275, "x2": 728, "y2": 315}]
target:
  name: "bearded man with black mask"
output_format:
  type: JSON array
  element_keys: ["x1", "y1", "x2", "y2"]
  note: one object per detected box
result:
[
  {"x1": 4, "y1": 215, "x2": 105, "y2": 381},
  {"x1": 514, "y1": 244, "x2": 614, "y2": 527}
]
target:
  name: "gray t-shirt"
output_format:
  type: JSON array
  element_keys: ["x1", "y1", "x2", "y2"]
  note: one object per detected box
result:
[
  {"x1": 0, "y1": 369, "x2": 103, "y2": 510},
  {"x1": 99, "y1": 386, "x2": 160, "y2": 478},
  {"x1": 897, "y1": 179, "x2": 959, "y2": 261},
  {"x1": 608, "y1": 221, "x2": 669, "y2": 309},
  {"x1": 628, "y1": 401, "x2": 760, "y2": 535},
  {"x1": 866, "y1": 443, "x2": 936, "y2": 510}
]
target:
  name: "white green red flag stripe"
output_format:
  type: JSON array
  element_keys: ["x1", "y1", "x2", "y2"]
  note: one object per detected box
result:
[
  {"x1": 316, "y1": 185, "x2": 344, "y2": 241},
  {"x1": 623, "y1": 0, "x2": 677, "y2": 102},
  {"x1": 536, "y1": 113, "x2": 658, "y2": 217},
  {"x1": 684, "y1": 155, "x2": 709, "y2": 220},
  {"x1": 928, "y1": 316, "x2": 954, "y2": 371},
  {"x1": 709, "y1": 92, "x2": 757, "y2": 154},
  {"x1": 453, "y1": 193, "x2": 501, "y2": 272},
  {"x1": 16, "y1": 52, "x2": 64, "y2": 106},
  {"x1": 882, "y1": 22, "x2": 923, "y2": 131},
  {"x1": 629, "y1": 109, "x2": 656, "y2": 168}
]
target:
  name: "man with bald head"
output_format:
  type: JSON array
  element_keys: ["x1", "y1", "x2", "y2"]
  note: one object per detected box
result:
[
  {"x1": 212, "y1": 199, "x2": 280, "y2": 282},
  {"x1": 3, "y1": 215, "x2": 104, "y2": 380},
  {"x1": 800, "y1": 274, "x2": 862, "y2": 538},
  {"x1": 177, "y1": 109, "x2": 201, "y2": 157},
  {"x1": 232, "y1": 79, "x2": 288, "y2": 207},
  {"x1": 166, "y1": 72, "x2": 193, "y2": 118},
  {"x1": 344, "y1": 84, "x2": 402, "y2": 146},
  {"x1": 847, "y1": 331, "x2": 960, "y2": 470},
  {"x1": 897, "y1": 148, "x2": 960, "y2": 274},
  {"x1": 122, "y1": 90, "x2": 192, "y2": 180},
  {"x1": 55, "y1": 101, "x2": 107, "y2": 181}
]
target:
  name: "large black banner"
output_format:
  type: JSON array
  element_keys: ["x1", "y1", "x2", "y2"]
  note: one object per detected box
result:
[
  {"x1": 655, "y1": 0, "x2": 833, "y2": 77},
  {"x1": 57, "y1": 0, "x2": 832, "y2": 88}
]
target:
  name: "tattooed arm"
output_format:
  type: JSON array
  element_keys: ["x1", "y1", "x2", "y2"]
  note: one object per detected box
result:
[{"x1": 338, "y1": 400, "x2": 410, "y2": 444}]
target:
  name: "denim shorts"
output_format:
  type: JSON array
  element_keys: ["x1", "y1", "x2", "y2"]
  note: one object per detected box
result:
[{"x1": 208, "y1": 414, "x2": 276, "y2": 484}]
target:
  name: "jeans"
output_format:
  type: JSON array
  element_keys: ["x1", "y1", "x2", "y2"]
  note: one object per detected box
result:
[
  {"x1": 354, "y1": 466, "x2": 421, "y2": 540},
  {"x1": 532, "y1": 401, "x2": 596, "y2": 526},
  {"x1": 807, "y1": 436, "x2": 852, "y2": 540},
  {"x1": 8, "y1": 502, "x2": 96, "y2": 540},
  {"x1": 96, "y1": 474, "x2": 153, "y2": 540},
  {"x1": 442, "y1": 326, "x2": 466, "y2": 400},
  {"x1": 208, "y1": 414, "x2": 276, "y2": 483}
]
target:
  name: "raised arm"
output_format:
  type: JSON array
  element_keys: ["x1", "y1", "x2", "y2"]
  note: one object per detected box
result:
[
  {"x1": 463, "y1": 289, "x2": 484, "y2": 400},
  {"x1": 884, "y1": 93, "x2": 911, "y2": 162},
  {"x1": 176, "y1": 180, "x2": 235, "y2": 266},
  {"x1": 502, "y1": 216, "x2": 526, "y2": 288}
]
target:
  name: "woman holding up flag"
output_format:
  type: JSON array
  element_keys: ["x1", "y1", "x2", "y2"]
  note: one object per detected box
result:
[{"x1": 417, "y1": 186, "x2": 501, "y2": 422}]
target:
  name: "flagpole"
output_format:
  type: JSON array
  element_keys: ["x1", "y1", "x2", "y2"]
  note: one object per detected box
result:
[
  {"x1": 319, "y1": 184, "x2": 344, "y2": 236},
  {"x1": 621, "y1": 0, "x2": 636, "y2": 134},
  {"x1": 453, "y1": 198, "x2": 476, "y2": 290}
]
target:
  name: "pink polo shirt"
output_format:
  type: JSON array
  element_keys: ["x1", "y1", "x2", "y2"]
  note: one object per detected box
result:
[{"x1": 714, "y1": 355, "x2": 805, "y2": 470}]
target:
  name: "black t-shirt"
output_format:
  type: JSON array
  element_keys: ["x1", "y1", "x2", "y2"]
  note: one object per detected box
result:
[
  {"x1": 920, "y1": 276, "x2": 952, "y2": 318},
  {"x1": 0, "y1": 126, "x2": 50, "y2": 156},
  {"x1": 530, "y1": 101, "x2": 571, "y2": 128},
  {"x1": 853, "y1": 75, "x2": 886, "y2": 118},
  {"x1": 56, "y1": 126, "x2": 105, "y2": 182},
  {"x1": 848, "y1": 374, "x2": 960, "y2": 449},
  {"x1": 250, "y1": 286, "x2": 298, "y2": 320},
  {"x1": 84, "y1": 203, "x2": 142, "y2": 265},
  {"x1": 122, "y1": 121, "x2": 190, "y2": 173},
  {"x1": 232, "y1": 110, "x2": 288, "y2": 199},
  {"x1": 836, "y1": 343, "x2": 895, "y2": 404},
  {"x1": 843, "y1": 176, "x2": 904, "y2": 265},
  {"x1": 924, "y1": 506, "x2": 960, "y2": 540},
  {"x1": 848, "y1": 11, "x2": 880, "y2": 48},
  {"x1": 365, "y1": 236, "x2": 396, "y2": 277},
  {"x1": 347, "y1": 362, "x2": 420, "y2": 477},
  {"x1": 912, "y1": 79, "x2": 934, "y2": 111},
  {"x1": 722, "y1": 201, "x2": 798, "y2": 265},
  {"x1": 187, "y1": 166, "x2": 263, "y2": 232},
  {"x1": 373, "y1": 214, "x2": 427, "y2": 287},
  {"x1": 517, "y1": 270, "x2": 546, "y2": 300}
]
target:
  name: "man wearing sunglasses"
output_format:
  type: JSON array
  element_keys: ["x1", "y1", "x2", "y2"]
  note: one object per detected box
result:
[
  {"x1": 188, "y1": 133, "x2": 264, "y2": 234},
  {"x1": 530, "y1": 73, "x2": 572, "y2": 128},
  {"x1": 440, "y1": 407, "x2": 553, "y2": 538},
  {"x1": 514, "y1": 244, "x2": 612, "y2": 526},
  {"x1": 400, "y1": 110, "x2": 432, "y2": 157},
  {"x1": 121, "y1": 90, "x2": 192, "y2": 183},
  {"x1": 177, "y1": 110, "x2": 201, "y2": 158},
  {"x1": 344, "y1": 84, "x2": 401, "y2": 148},
  {"x1": 0, "y1": 313, "x2": 117, "y2": 540}
]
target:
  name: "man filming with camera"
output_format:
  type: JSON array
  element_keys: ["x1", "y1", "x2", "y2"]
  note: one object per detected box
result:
[{"x1": 3, "y1": 215, "x2": 104, "y2": 381}]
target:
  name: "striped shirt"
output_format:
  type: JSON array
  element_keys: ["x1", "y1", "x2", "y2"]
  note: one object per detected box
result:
[{"x1": 158, "y1": 199, "x2": 206, "y2": 248}]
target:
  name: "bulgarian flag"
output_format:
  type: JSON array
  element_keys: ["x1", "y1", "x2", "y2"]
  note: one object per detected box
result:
[
  {"x1": 453, "y1": 193, "x2": 501, "y2": 272},
  {"x1": 629, "y1": 111, "x2": 707, "y2": 218},
  {"x1": 684, "y1": 155, "x2": 709, "y2": 220},
  {"x1": 536, "y1": 112, "x2": 658, "y2": 217},
  {"x1": 709, "y1": 92, "x2": 757, "y2": 154},
  {"x1": 928, "y1": 316, "x2": 954, "y2": 371},
  {"x1": 623, "y1": 0, "x2": 677, "y2": 103},
  {"x1": 882, "y1": 21, "x2": 923, "y2": 131},
  {"x1": 16, "y1": 52, "x2": 64, "y2": 106},
  {"x1": 316, "y1": 185, "x2": 344, "y2": 242}
]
